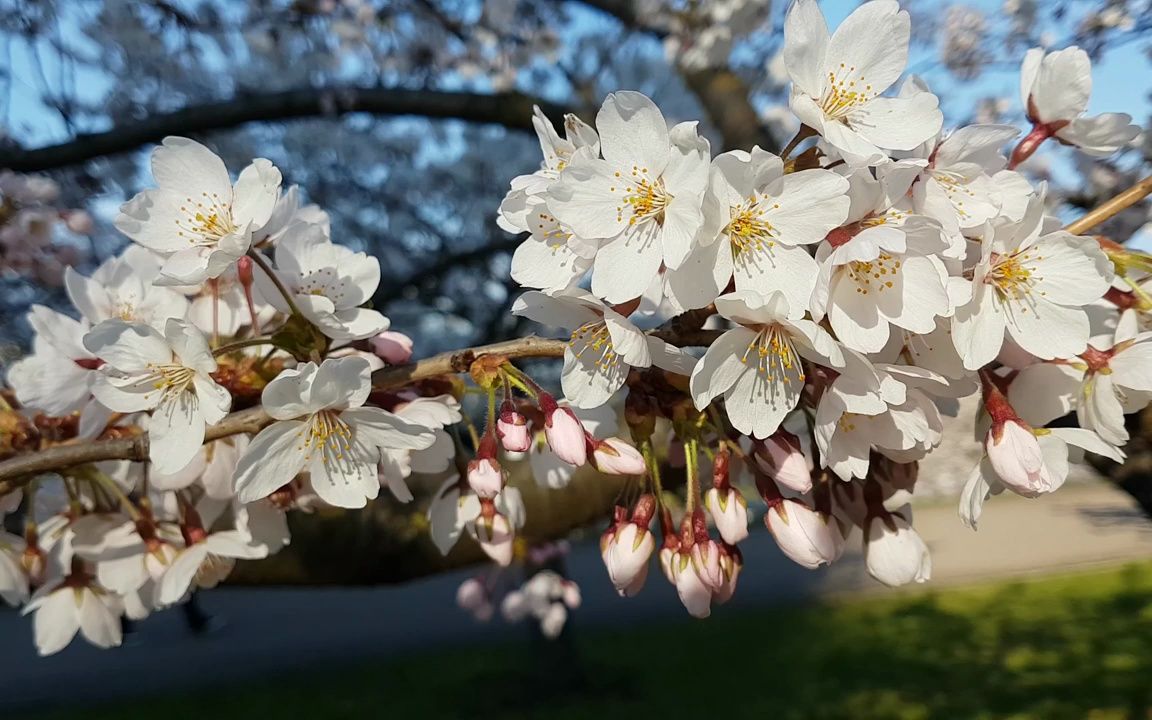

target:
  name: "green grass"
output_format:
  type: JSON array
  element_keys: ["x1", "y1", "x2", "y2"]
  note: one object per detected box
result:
[{"x1": 41, "y1": 563, "x2": 1152, "y2": 720}]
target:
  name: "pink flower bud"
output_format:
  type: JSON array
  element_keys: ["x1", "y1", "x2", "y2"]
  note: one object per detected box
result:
[
  {"x1": 500, "y1": 590, "x2": 529, "y2": 621},
  {"x1": 659, "y1": 545, "x2": 678, "y2": 585},
  {"x1": 864, "y1": 513, "x2": 931, "y2": 587},
  {"x1": 985, "y1": 419, "x2": 1058, "y2": 497},
  {"x1": 496, "y1": 401, "x2": 532, "y2": 452},
  {"x1": 764, "y1": 498, "x2": 844, "y2": 569},
  {"x1": 601, "y1": 522, "x2": 655, "y2": 597},
  {"x1": 591, "y1": 437, "x2": 646, "y2": 475},
  {"x1": 470, "y1": 507, "x2": 515, "y2": 566},
  {"x1": 691, "y1": 537, "x2": 724, "y2": 591},
  {"x1": 540, "y1": 394, "x2": 587, "y2": 466},
  {"x1": 466, "y1": 457, "x2": 504, "y2": 498},
  {"x1": 670, "y1": 549, "x2": 712, "y2": 619},
  {"x1": 713, "y1": 545, "x2": 742, "y2": 605},
  {"x1": 704, "y1": 487, "x2": 749, "y2": 545},
  {"x1": 370, "y1": 331, "x2": 414, "y2": 365},
  {"x1": 755, "y1": 432, "x2": 812, "y2": 493}
]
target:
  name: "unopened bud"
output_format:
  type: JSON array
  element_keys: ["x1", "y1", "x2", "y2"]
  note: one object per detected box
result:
[
  {"x1": 236, "y1": 255, "x2": 255, "y2": 287},
  {"x1": 370, "y1": 331, "x2": 414, "y2": 365},
  {"x1": 540, "y1": 393, "x2": 587, "y2": 466},
  {"x1": 496, "y1": 401, "x2": 531, "y2": 452},
  {"x1": 590, "y1": 437, "x2": 645, "y2": 475},
  {"x1": 755, "y1": 431, "x2": 811, "y2": 493}
]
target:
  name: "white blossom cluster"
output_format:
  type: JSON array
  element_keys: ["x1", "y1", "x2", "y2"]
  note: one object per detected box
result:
[
  {"x1": 498, "y1": 0, "x2": 1145, "y2": 616},
  {"x1": 0, "y1": 0, "x2": 1149, "y2": 652}
]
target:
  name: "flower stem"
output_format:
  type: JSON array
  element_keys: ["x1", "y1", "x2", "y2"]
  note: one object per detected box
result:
[
  {"x1": 212, "y1": 336, "x2": 276, "y2": 357},
  {"x1": 780, "y1": 125, "x2": 816, "y2": 161},
  {"x1": 684, "y1": 437, "x2": 700, "y2": 512},
  {"x1": 246, "y1": 249, "x2": 303, "y2": 318}
]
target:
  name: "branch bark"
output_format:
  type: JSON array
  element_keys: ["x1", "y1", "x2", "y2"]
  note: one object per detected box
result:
[
  {"x1": 1065, "y1": 173, "x2": 1152, "y2": 236},
  {"x1": 0, "y1": 87, "x2": 576, "y2": 172},
  {"x1": 0, "y1": 336, "x2": 566, "y2": 486}
]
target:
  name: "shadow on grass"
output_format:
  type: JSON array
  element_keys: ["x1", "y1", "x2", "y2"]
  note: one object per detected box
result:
[{"x1": 40, "y1": 564, "x2": 1152, "y2": 720}]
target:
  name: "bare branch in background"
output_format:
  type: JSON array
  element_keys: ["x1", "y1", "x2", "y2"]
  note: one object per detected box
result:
[{"x1": 0, "y1": 87, "x2": 577, "y2": 172}]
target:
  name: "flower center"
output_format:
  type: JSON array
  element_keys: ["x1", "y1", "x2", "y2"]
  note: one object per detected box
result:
[
  {"x1": 303, "y1": 410, "x2": 355, "y2": 466},
  {"x1": 176, "y1": 192, "x2": 236, "y2": 246},
  {"x1": 612, "y1": 166, "x2": 669, "y2": 227},
  {"x1": 298, "y1": 267, "x2": 347, "y2": 303},
  {"x1": 930, "y1": 170, "x2": 977, "y2": 219},
  {"x1": 151, "y1": 364, "x2": 196, "y2": 395},
  {"x1": 570, "y1": 321, "x2": 619, "y2": 369},
  {"x1": 741, "y1": 326, "x2": 803, "y2": 383},
  {"x1": 846, "y1": 253, "x2": 900, "y2": 295},
  {"x1": 987, "y1": 249, "x2": 1045, "y2": 301},
  {"x1": 819, "y1": 63, "x2": 875, "y2": 120},
  {"x1": 726, "y1": 199, "x2": 778, "y2": 258}
]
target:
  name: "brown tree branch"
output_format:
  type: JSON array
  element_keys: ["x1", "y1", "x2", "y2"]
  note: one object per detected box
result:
[
  {"x1": 0, "y1": 326, "x2": 720, "y2": 487},
  {"x1": 0, "y1": 87, "x2": 577, "y2": 172},
  {"x1": 1065, "y1": 173, "x2": 1152, "y2": 236}
]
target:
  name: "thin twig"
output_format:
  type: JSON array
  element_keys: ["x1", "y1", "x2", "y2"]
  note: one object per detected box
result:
[
  {"x1": 212, "y1": 336, "x2": 275, "y2": 357},
  {"x1": 1065, "y1": 174, "x2": 1152, "y2": 236},
  {"x1": 0, "y1": 322, "x2": 720, "y2": 486},
  {"x1": 245, "y1": 249, "x2": 303, "y2": 317}
]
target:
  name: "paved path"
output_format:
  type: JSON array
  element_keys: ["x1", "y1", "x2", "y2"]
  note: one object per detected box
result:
[{"x1": 3, "y1": 481, "x2": 1151, "y2": 715}]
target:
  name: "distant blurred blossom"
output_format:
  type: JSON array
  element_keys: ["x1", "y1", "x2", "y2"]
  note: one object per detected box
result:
[{"x1": 940, "y1": 6, "x2": 987, "y2": 81}]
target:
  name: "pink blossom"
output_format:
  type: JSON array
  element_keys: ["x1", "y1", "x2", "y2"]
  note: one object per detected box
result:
[
  {"x1": 540, "y1": 393, "x2": 587, "y2": 466},
  {"x1": 370, "y1": 331, "x2": 414, "y2": 365},
  {"x1": 754, "y1": 431, "x2": 812, "y2": 493},
  {"x1": 590, "y1": 437, "x2": 645, "y2": 475},
  {"x1": 764, "y1": 498, "x2": 844, "y2": 569},
  {"x1": 466, "y1": 456, "x2": 504, "y2": 498},
  {"x1": 496, "y1": 401, "x2": 531, "y2": 452}
]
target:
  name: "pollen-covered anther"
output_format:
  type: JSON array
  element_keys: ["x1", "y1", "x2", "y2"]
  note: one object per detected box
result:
[
  {"x1": 570, "y1": 321, "x2": 619, "y2": 370},
  {"x1": 988, "y1": 249, "x2": 1046, "y2": 301},
  {"x1": 819, "y1": 63, "x2": 875, "y2": 120},
  {"x1": 303, "y1": 410, "x2": 355, "y2": 466},
  {"x1": 727, "y1": 200, "x2": 777, "y2": 257},
  {"x1": 149, "y1": 363, "x2": 196, "y2": 395},
  {"x1": 612, "y1": 168, "x2": 669, "y2": 227},
  {"x1": 846, "y1": 253, "x2": 900, "y2": 295},
  {"x1": 740, "y1": 326, "x2": 804, "y2": 384},
  {"x1": 175, "y1": 192, "x2": 236, "y2": 245}
]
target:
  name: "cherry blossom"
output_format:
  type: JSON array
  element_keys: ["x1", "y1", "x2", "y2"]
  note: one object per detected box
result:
[
  {"x1": 84, "y1": 318, "x2": 232, "y2": 474},
  {"x1": 233, "y1": 357, "x2": 435, "y2": 508},
  {"x1": 691, "y1": 289, "x2": 842, "y2": 439},
  {"x1": 256, "y1": 222, "x2": 389, "y2": 341},
  {"x1": 116, "y1": 137, "x2": 282, "y2": 285},
  {"x1": 513, "y1": 288, "x2": 694, "y2": 408},
  {"x1": 784, "y1": 0, "x2": 943, "y2": 165},
  {"x1": 665, "y1": 147, "x2": 850, "y2": 311},
  {"x1": 951, "y1": 194, "x2": 1114, "y2": 369},
  {"x1": 1020, "y1": 47, "x2": 1141, "y2": 157},
  {"x1": 546, "y1": 91, "x2": 711, "y2": 302}
]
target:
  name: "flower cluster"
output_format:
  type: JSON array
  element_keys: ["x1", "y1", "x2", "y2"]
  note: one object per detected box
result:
[
  {"x1": 0, "y1": 0, "x2": 1149, "y2": 654},
  {"x1": 0, "y1": 172, "x2": 92, "y2": 287},
  {"x1": 496, "y1": 0, "x2": 1144, "y2": 614}
]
